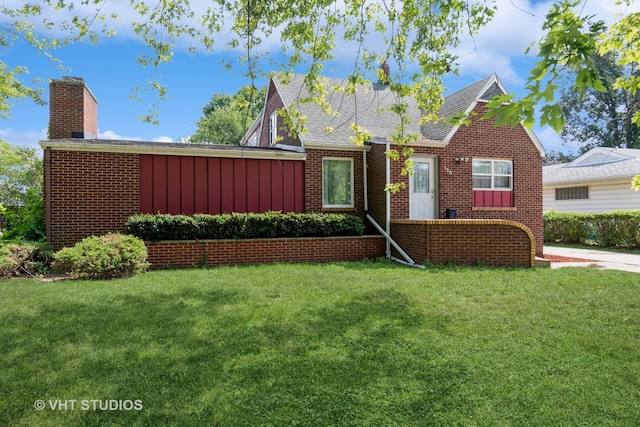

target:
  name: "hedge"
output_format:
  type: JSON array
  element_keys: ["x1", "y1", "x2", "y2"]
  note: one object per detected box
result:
[
  {"x1": 126, "y1": 212, "x2": 366, "y2": 241},
  {"x1": 544, "y1": 210, "x2": 640, "y2": 248}
]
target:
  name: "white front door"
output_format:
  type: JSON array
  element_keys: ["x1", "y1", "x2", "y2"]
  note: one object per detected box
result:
[{"x1": 409, "y1": 157, "x2": 435, "y2": 219}]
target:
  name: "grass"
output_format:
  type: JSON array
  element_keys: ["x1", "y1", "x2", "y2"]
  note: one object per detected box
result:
[{"x1": 1, "y1": 260, "x2": 639, "y2": 426}]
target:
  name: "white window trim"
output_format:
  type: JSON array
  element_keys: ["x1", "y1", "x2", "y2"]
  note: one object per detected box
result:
[
  {"x1": 322, "y1": 157, "x2": 354, "y2": 208},
  {"x1": 269, "y1": 112, "x2": 278, "y2": 145},
  {"x1": 472, "y1": 158, "x2": 513, "y2": 191}
]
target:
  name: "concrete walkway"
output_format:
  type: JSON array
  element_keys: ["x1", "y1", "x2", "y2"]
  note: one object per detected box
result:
[{"x1": 543, "y1": 245, "x2": 640, "y2": 273}]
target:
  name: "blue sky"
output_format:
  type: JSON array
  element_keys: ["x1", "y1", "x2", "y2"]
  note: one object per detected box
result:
[{"x1": 1, "y1": 1, "x2": 637, "y2": 155}]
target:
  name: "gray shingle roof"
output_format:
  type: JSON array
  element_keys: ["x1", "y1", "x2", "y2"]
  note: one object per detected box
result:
[
  {"x1": 421, "y1": 75, "x2": 494, "y2": 141},
  {"x1": 272, "y1": 73, "x2": 499, "y2": 146},
  {"x1": 543, "y1": 147, "x2": 640, "y2": 185}
]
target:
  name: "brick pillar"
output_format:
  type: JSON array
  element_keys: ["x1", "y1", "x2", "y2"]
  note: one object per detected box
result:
[{"x1": 49, "y1": 77, "x2": 98, "y2": 139}]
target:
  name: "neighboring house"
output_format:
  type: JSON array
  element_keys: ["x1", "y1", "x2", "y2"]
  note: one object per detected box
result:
[
  {"x1": 543, "y1": 147, "x2": 640, "y2": 213},
  {"x1": 242, "y1": 73, "x2": 546, "y2": 255},
  {"x1": 41, "y1": 72, "x2": 546, "y2": 265}
]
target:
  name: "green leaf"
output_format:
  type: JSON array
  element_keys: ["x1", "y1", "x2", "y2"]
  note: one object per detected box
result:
[{"x1": 539, "y1": 103, "x2": 564, "y2": 132}]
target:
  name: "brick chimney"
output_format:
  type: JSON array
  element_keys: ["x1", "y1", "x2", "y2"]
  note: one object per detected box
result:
[
  {"x1": 49, "y1": 76, "x2": 98, "y2": 139},
  {"x1": 378, "y1": 60, "x2": 390, "y2": 84}
]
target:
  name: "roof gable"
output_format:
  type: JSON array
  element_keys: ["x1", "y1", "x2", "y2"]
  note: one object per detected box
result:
[
  {"x1": 543, "y1": 147, "x2": 640, "y2": 185},
  {"x1": 269, "y1": 72, "x2": 545, "y2": 156},
  {"x1": 421, "y1": 75, "x2": 495, "y2": 141},
  {"x1": 273, "y1": 74, "x2": 422, "y2": 148},
  {"x1": 479, "y1": 82, "x2": 504, "y2": 101},
  {"x1": 569, "y1": 148, "x2": 634, "y2": 167}
]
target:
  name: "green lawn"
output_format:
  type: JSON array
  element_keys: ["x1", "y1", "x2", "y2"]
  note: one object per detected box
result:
[{"x1": 1, "y1": 261, "x2": 639, "y2": 426}]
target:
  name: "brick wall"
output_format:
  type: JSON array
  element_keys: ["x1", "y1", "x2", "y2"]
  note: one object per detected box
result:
[
  {"x1": 146, "y1": 236, "x2": 386, "y2": 269},
  {"x1": 391, "y1": 219, "x2": 535, "y2": 268},
  {"x1": 49, "y1": 78, "x2": 98, "y2": 139},
  {"x1": 366, "y1": 143, "x2": 388, "y2": 226},
  {"x1": 258, "y1": 80, "x2": 301, "y2": 147},
  {"x1": 44, "y1": 149, "x2": 139, "y2": 249},
  {"x1": 304, "y1": 148, "x2": 366, "y2": 218},
  {"x1": 385, "y1": 103, "x2": 544, "y2": 255}
]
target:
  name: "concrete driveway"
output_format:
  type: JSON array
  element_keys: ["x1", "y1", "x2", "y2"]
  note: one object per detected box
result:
[{"x1": 543, "y1": 246, "x2": 640, "y2": 273}]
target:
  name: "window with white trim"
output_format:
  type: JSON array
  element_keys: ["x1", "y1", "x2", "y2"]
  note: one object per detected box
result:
[
  {"x1": 322, "y1": 158, "x2": 354, "y2": 208},
  {"x1": 472, "y1": 159, "x2": 512, "y2": 190},
  {"x1": 269, "y1": 112, "x2": 278, "y2": 145}
]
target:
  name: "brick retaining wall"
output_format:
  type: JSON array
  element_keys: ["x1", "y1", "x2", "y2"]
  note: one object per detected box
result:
[
  {"x1": 391, "y1": 219, "x2": 536, "y2": 268},
  {"x1": 146, "y1": 236, "x2": 386, "y2": 269}
]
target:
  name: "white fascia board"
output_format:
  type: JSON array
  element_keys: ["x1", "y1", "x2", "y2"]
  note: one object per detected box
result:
[
  {"x1": 441, "y1": 75, "x2": 500, "y2": 144},
  {"x1": 543, "y1": 176, "x2": 634, "y2": 188},
  {"x1": 39, "y1": 139, "x2": 307, "y2": 161},
  {"x1": 303, "y1": 141, "x2": 370, "y2": 151},
  {"x1": 271, "y1": 76, "x2": 307, "y2": 148},
  {"x1": 370, "y1": 137, "x2": 447, "y2": 148},
  {"x1": 525, "y1": 127, "x2": 546, "y2": 157},
  {"x1": 411, "y1": 138, "x2": 448, "y2": 148},
  {"x1": 482, "y1": 74, "x2": 546, "y2": 157}
]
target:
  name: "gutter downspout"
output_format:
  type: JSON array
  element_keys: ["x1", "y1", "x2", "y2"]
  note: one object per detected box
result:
[
  {"x1": 43, "y1": 147, "x2": 52, "y2": 246},
  {"x1": 371, "y1": 140, "x2": 424, "y2": 269},
  {"x1": 363, "y1": 150, "x2": 368, "y2": 211},
  {"x1": 386, "y1": 140, "x2": 391, "y2": 257},
  {"x1": 366, "y1": 214, "x2": 424, "y2": 269}
]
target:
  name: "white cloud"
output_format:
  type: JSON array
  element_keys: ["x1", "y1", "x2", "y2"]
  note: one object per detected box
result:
[
  {"x1": 0, "y1": 128, "x2": 46, "y2": 150},
  {"x1": 98, "y1": 130, "x2": 142, "y2": 141},
  {"x1": 0, "y1": 127, "x2": 174, "y2": 146},
  {"x1": 4, "y1": 0, "x2": 638, "y2": 63},
  {"x1": 98, "y1": 130, "x2": 173, "y2": 143},
  {"x1": 455, "y1": 0, "x2": 640, "y2": 86},
  {"x1": 536, "y1": 126, "x2": 581, "y2": 156},
  {"x1": 152, "y1": 136, "x2": 174, "y2": 143},
  {"x1": 0, "y1": 0, "x2": 269, "y2": 55}
]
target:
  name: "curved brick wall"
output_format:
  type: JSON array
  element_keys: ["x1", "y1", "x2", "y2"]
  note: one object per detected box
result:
[{"x1": 390, "y1": 219, "x2": 536, "y2": 268}]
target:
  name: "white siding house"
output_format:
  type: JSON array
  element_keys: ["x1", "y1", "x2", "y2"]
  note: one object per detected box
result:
[{"x1": 543, "y1": 147, "x2": 640, "y2": 213}]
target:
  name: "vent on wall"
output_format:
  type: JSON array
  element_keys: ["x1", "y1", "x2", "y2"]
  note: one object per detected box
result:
[{"x1": 71, "y1": 131, "x2": 96, "y2": 139}]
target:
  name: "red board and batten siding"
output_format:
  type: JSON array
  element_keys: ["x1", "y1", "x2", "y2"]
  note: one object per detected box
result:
[
  {"x1": 139, "y1": 154, "x2": 305, "y2": 215},
  {"x1": 473, "y1": 190, "x2": 514, "y2": 208}
]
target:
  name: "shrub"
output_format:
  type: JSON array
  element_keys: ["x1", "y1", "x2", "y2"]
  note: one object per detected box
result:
[
  {"x1": 126, "y1": 212, "x2": 365, "y2": 241},
  {"x1": 544, "y1": 210, "x2": 640, "y2": 248},
  {"x1": 543, "y1": 209, "x2": 592, "y2": 244},
  {"x1": 53, "y1": 234, "x2": 149, "y2": 280},
  {"x1": 1, "y1": 189, "x2": 45, "y2": 241},
  {"x1": 0, "y1": 241, "x2": 52, "y2": 278}
]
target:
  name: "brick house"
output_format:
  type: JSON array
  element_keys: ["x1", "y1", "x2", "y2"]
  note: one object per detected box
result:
[
  {"x1": 242, "y1": 73, "x2": 546, "y2": 258},
  {"x1": 41, "y1": 73, "x2": 545, "y2": 267},
  {"x1": 42, "y1": 77, "x2": 308, "y2": 251}
]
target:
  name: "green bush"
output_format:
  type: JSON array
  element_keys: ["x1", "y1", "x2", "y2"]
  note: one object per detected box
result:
[
  {"x1": 0, "y1": 241, "x2": 52, "y2": 278},
  {"x1": 544, "y1": 210, "x2": 640, "y2": 248},
  {"x1": 1, "y1": 188, "x2": 45, "y2": 241},
  {"x1": 53, "y1": 234, "x2": 149, "y2": 280},
  {"x1": 543, "y1": 209, "x2": 593, "y2": 244},
  {"x1": 126, "y1": 212, "x2": 366, "y2": 241}
]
